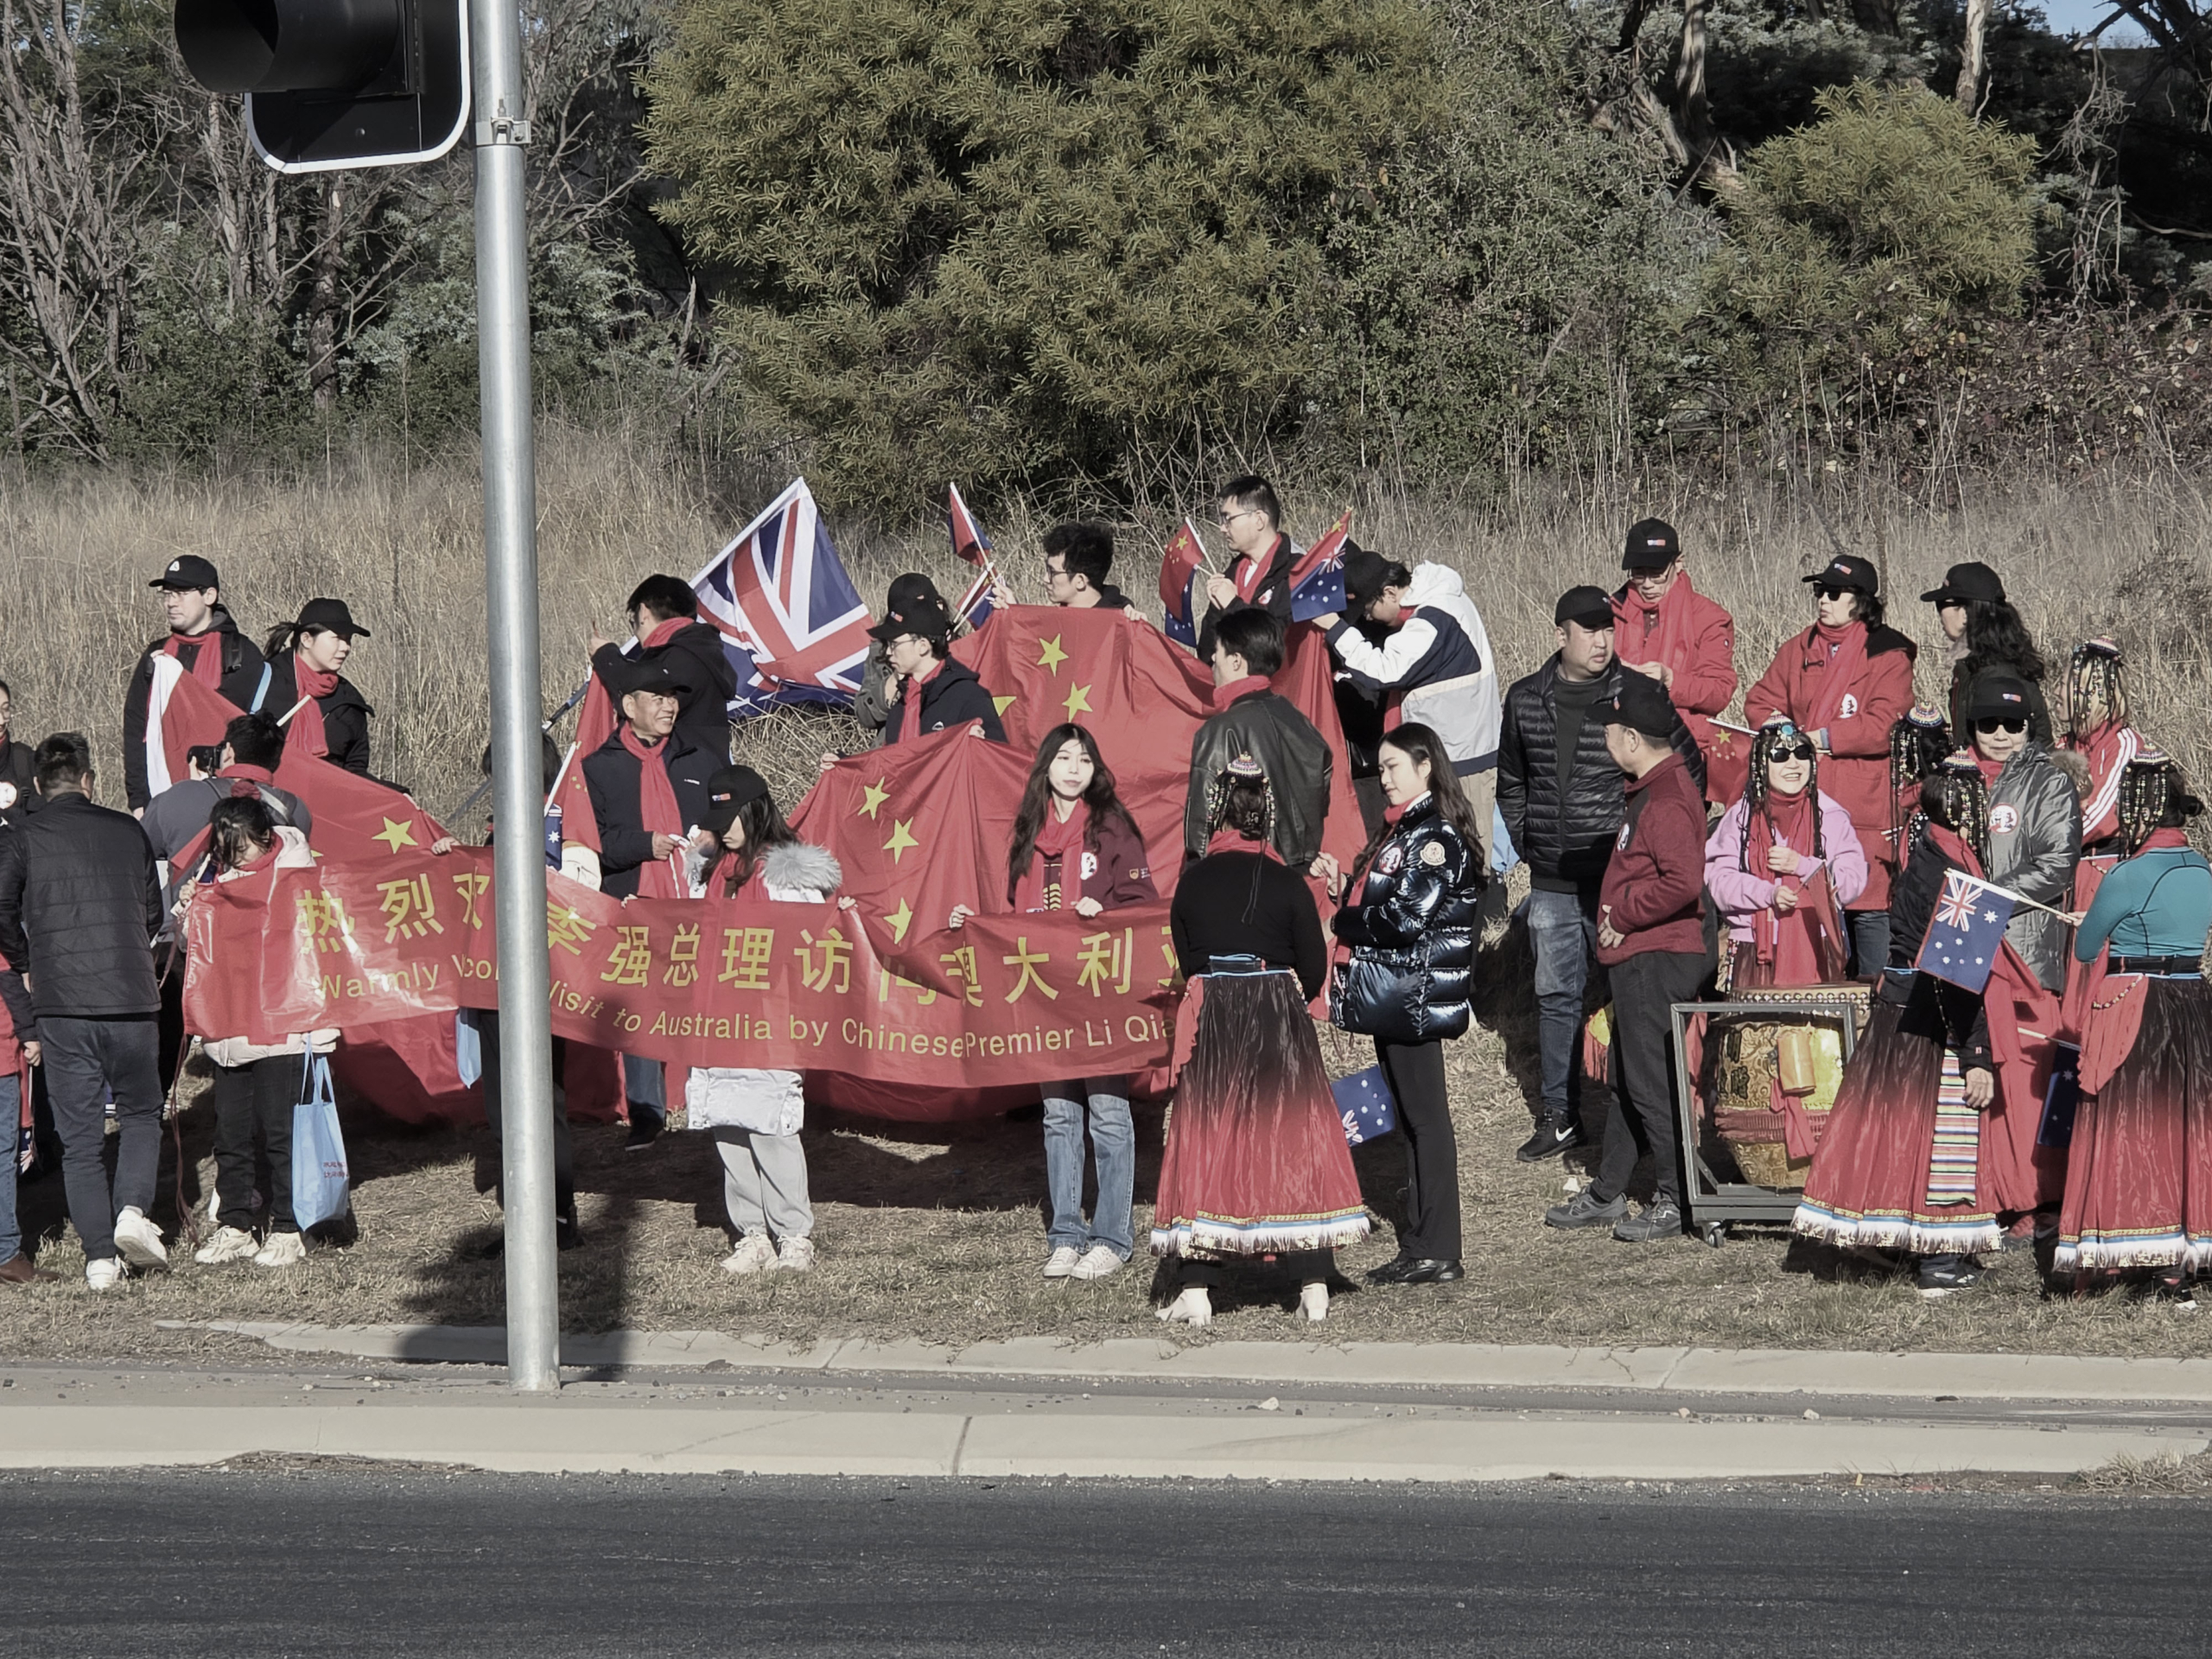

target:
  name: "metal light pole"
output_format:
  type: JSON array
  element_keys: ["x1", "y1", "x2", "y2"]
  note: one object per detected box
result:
[{"x1": 470, "y1": 0, "x2": 560, "y2": 1392}]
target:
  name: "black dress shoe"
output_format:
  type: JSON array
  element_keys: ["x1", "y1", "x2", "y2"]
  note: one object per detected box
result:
[
  {"x1": 1516, "y1": 1116, "x2": 1584, "y2": 1162},
  {"x1": 1365, "y1": 1255, "x2": 1417, "y2": 1285},
  {"x1": 624, "y1": 1117, "x2": 663, "y2": 1152},
  {"x1": 1393, "y1": 1258, "x2": 1465, "y2": 1285}
]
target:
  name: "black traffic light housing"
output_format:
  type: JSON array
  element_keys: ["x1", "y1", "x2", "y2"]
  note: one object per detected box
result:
[{"x1": 175, "y1": 0, "x2": 471, "y2": 173}]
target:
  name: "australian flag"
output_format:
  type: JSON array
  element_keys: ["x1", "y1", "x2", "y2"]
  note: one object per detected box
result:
[
  {"x1": 1914, "y1": 871, "x2": 2017, "y2": 994},
  {"x1": 1158, "y1": 518, "x2": 1208, "y2": 649},
  {"x1": 690, "y1": 479, "x2": 872, "y2": 716},
  {"x1": 1287, "y1": 510, "x2": 1352, "y2": 622}
]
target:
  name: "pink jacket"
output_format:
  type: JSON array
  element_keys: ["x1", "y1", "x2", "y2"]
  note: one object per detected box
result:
[{"x1": 1702, "y1": 792, "x2": 1868, "y2": 944}]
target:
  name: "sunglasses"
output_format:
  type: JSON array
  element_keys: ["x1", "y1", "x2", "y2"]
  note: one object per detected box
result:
[
  {"x1": 1814, "y1": 586, "x2": 1853, "y2": 602},
  {"x1": 1770, "y1": 741, "x2": 1817, "y2": 762},
  {"x1": 1974, "y1": 716, "x2": 2026, "y2": 735}
]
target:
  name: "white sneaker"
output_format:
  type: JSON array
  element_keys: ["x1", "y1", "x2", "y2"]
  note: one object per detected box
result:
[
  {"x1": 252, "y1": 1231, "x2": 306, "y2": 1268},
  {"x1": 1041, "y1": 1245, "x2": 1082, "y2": 1279},
  {"x1": 773, "y1": 1236, "x2": 816, "y2": 1273},
  {"x1": 1158, "y1": 1287, "x2": 1211, "y2": 1327},
  {"x1": 720, "y1": 1234, "x2": 776, "y2": 1275},
  {"x1": 112, "y1": 1208, "x2": 168, "y2": 1269},
  {"x1": 194, "y1": 1225, "x2": 259, "y2": 1265},
  {"x1": 84, "y1": 1258, "x2": 121, "y2": 1292},
  {"x1": 1070, "y1": 1244, "x2": 1124, "y2": 1281},
  {"x1": 1300, "y1": 1281, "x2": 1329, "y2": 1322}
]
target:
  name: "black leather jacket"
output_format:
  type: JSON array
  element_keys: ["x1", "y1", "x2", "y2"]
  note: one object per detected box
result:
[{"x1": 1330, "y1": 796, "x2": 1481, "y2": 1043}]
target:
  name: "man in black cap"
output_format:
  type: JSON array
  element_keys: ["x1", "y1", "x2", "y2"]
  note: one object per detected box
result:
[
  {"x1": 852, "y1": 574, "x2": 956, "y2": 740},
  {"x1": 873, "y1": 594, "x2": 1007, "y2": 746},
  {"x1": 264, "y1": 597, "x2": 377, "y2": 777},
  {"x1": 1542, "y1": 671, "x2": 1709, "y2": 1243},
  {"x1": 591, "y1": 574, "x2": 740, "y2": 765},
  {"x1": 577, "y1": 658, "x2": 719, "y2": 1149},
  {"x1": 1922, "y1": 561, "x2": 2053, "y2": 747},
  {"x1": 123, "y1": 555, "x2": 268, "y2": 815},
  {"x1": 1613, "y1": 517, "x2": 1740, "y2": 806},
  {"x1": 1498, "y1": 585, "x2": 1703, "y2": 1162}
]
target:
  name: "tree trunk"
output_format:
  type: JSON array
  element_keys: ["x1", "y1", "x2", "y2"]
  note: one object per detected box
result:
[
  {"x1": 1956, "y1": 0, "x2": 1993, "y2": 114},
  {"x1": 1675, "y1": 0, "x2": 1713, "y2": 154},
  {"x1": 308, "y1": 178, "x2": 344, "y2": 411}
]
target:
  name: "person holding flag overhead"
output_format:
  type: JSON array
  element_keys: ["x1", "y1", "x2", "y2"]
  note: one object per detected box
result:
[
  {"x1": 263, "y1": 598, "x2": 376, "y2": 776},
  {"x1": 590, "y1": 575, "x2": 739, "y2": 765},
  {"x1": 123, "y1": 555, "x2": 268, "y2": 814},
  {"x1": 872, "y1": 592, "x2": 1007, "y2": 746},
  {"x1": 1793, "y1": 756, "x2": 2005, "y2": 1294},
  {"x1": 574, "y1": 658, "x2": 720, "y2": 1149},
  {"x1": 1195, "y1": 474, "x2": 1298, "y2": 662},
  {"x1": 1704, "y1": 718, "x2": 1866, "y2": 989},
  {"x1": 1613, "y1": 518, "x2": 1742, "y2": 806}
]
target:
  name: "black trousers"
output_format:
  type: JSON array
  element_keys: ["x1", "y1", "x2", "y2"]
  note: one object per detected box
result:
[
  {"x1": 1593, "y1": 950, "x2": 1706, "y2": 1206},
  {"x1": 1377, "y1": 1037, "x2": 1460, "y2": 1260},
  {"x1": 477, "y1": 1011, "x2": 575, "y2": 1217},
  {"x1": 211, "y1": 1054, "x2": 299, "y2": 1232}
]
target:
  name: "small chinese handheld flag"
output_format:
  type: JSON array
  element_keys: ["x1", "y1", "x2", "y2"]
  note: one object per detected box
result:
[
  {"x1": 1914, "y1": 871, "x2": 2017, "y2": 994},
  {"x1": 1288, "y1": 509, "x2": 1352, "y2": 622},
  {"x1": 1158, "y1": 519, "x2": 1208, "y2": 649}
]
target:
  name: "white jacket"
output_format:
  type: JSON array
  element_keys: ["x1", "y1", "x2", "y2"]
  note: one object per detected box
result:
[
  {"x1": 683, "y1": 842, "x2": 842, "y2": 1136},
  {"x1": 1326, "y1": 562, "x2": 1502, "y2": 772}
]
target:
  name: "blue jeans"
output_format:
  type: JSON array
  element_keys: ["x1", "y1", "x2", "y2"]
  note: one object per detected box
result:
[
  {"x1": 1527, "y1": 887, "x2": 1601, "y2": 1123},
  {"x1": 1847, "y1": 909, "x2": 1891, "y2": 982},
  {"x1": 0, "y1": 1073, "x2": 17, "y2": 1261},
  {"x1": 1041, "y1": 1077, "x2": 1134, "y2": 1259}
]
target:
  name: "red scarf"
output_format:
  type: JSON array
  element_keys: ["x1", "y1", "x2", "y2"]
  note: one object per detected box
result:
[
  {"x1": 620, "y1": 723, "x2": 685, "y2": 899},
  {"x1": 1205, "y1": 825, "x2": 1282, "y2": 863},
  {"x1": 897, "y1": 658, "x2": 943, "y2": 743},
  {"x1": 1230, "y1": 534, "x2": 1287, "y2": 603},
  {"x1": 218, "y1": 763, "x2": 277, "y2": 798},
  {"x1": 287, "y1": 654, "x2": 340, "y2": 758},
  {"x1": 1748, "y1": 789, "x2": 1836, "y2": 982},
  {"x1": 162, "y1": 628, "x2": 224, "y2": 690},
  {"x1": 1612, "y1": 571, "x2": 1697, "y2": 680},
  {"x1": 1211, "y1": 674, "x2": 1269, "y2": 711},
  {"x1": 643, "y1": 615, "x2": 689, "y2": 652},
  {"x1": 1014, "y1": 801, "x2": 1089, "y2": 913},
  {"x1": 1800, "y1": 620, "x2": 1868, "y2": 732}
]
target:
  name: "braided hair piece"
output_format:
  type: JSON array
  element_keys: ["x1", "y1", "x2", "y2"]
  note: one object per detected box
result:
[
  {"x1": 1739, "y1": 718, "x2": 1827, "y2": 873},
  {"x1": 1888, "y1": 706, "x2": 1951, "y2": 854},
  {"x1": 1927, "y1": 756, "x2": 1990, "y2": 861},
  {"x1": 2067, "y1": 638, "x2": 2130, "y2": 741}
]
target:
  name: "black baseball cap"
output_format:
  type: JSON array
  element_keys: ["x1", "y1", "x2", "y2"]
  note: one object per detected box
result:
[
  {"x1": 1607, "y1": 670, "x2": 1677, "y2": 741},
  {"x1": 1966, "y1": 672, "x2": 2033, "y2": 723},
  {"x1": 701, "y1": 765, "x2": 771, "y2": 836},
  {"x1": 868, "y1": 594, "x2": 953, "y2": 645},
  {"x1": 1919, "y1": 562, "x2": 2005, "y2": 607},
  {"x1": 296, "y1": 597, "x2": 370, "y2": 639},
  {"x1": 1802, "y1": 555, "x2": 1878, "y2": 596},
  {"x1": 151, "y1": 555, "x2": 220, "y2": 592},
  {"x1": 885, "y1": 572, "x2": 945, "y2": 616},
  {"x1": 1554, "y1": 585, "x2": 1616, "y2": 631},
  {"x1": 1343, "y1": 543, "x2": 1408, "y2": 613},
  {"x1": 1622, "y1": 518, "x2": 1680, "y2": 570},
  {"x1": 616, "y1": 659, "x2": 694, "y2": 701}
]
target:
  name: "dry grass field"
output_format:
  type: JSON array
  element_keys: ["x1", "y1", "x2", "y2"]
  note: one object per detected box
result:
[{"x1": 1, "y1": 431, "x2": 2209, "y2": 1362}]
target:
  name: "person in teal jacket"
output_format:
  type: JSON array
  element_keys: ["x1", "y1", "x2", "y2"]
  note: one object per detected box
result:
[{"x1": 2057, "y1": 751, "x2": 2212, "y2": 1287}]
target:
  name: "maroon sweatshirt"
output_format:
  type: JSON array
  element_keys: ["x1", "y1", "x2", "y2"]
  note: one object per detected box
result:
[{"x1": 1597, "y1": 751, "x2": 1707, "y2": 965}]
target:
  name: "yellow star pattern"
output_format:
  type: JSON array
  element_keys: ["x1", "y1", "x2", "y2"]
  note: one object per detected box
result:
[
  {"x1": 859, "y1": 779, "x2": 890, "y2": 819},
  {"x1": 886, "y1": 898, "x2": 915, "y2": 944},
  {"x1": 1063, "y1": 683, "x2": 1092, "y2": 720},
  {"x1": 373, "y1": 817, "x2": 419, "y2": 855},
  {"x1": 1036, "y1": 634, "x2": 1068, "y2": 674},
  {"x1": 883, "y1": 818, "x2": 918, "y2": 863},
  {"x1": 992, "y1": 695, "x2": 1017, "y2": 718}
]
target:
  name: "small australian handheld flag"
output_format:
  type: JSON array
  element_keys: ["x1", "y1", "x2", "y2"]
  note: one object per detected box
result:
[{"x1": 1913, "y1": 871, "x2": 2016, "y2": 994}]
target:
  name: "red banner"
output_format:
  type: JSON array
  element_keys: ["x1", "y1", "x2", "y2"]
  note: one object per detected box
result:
[{"x1": 182, "y1": 849, "x2": 1173, "y2": 1087}]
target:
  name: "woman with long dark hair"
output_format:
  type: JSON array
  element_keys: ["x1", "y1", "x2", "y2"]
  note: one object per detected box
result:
[
  {"x1": 2057, "y1": 753, "x2": 2212, "y2": 1286},
  {"x1": 1923, "y1": 563, "x2": 2052, "y2": 747},
  {"x1": 264, "y1": 598, "x2": 375, "y2": 775},
  {"x1": 1329, "y1": 723, "x2": 1483, "y2": 1287},
  {"x1": 1704, "y1": 719, "x2": 1867, "y2": 988},
  {"x1": 1155, "y1": 759, "x2": 1369, "y2": 1325},
  {"x1": 684, "y1": 766, "x2": 841, "y2": 1274},
  {"x1": 2062, "y1": 638, "x2": 2144, "y2": 851}
]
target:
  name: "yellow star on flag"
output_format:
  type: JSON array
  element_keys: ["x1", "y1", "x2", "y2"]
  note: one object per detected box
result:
[
  {"x1": 1063, "y1": 683, "x2": 1092, "y2": 720},
  {"x1": 992, "y1": 695, "x2": 1017, "y2": 717},
  {"x1": 1036, "y1": 634, "x2": 1068, "y2": 674},
  {"x1": 373, "y1": 817, "x2": 419, "y2": 854},
  {"x1": 883, "y1": 818, "x2": 918, "y2": 863},
  {"x1": 859, "y1": 779, "x2": 890, "y2": 819},
  {"x1": 887, "y1": 898, "x2": 915, "y2": 944}
]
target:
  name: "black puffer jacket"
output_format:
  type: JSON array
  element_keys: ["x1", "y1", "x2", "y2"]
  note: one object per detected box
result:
[
  {"x1": 1331, "y1": 796, "x2": 1482, "y2": 1043},
  {"x1": 1497, "y1": 657, "x2": 1705, "y2": 892},
  {"x1": 0, "y1": 791, "x2": 162, "y2": 1027}
]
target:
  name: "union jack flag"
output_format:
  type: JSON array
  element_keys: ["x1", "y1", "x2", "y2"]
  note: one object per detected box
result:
[
  {"x1": 690, "y1": 479, "x2": 871, "y2": 715},
  {"x1": 1916, "y1": 871, "x2": 2015, "y2": 994},
  {"x1": 948, "y1": 483, "x2": 996, "y2": 626}
]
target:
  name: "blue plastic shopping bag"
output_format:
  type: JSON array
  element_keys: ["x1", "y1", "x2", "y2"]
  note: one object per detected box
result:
[
  {"x1": 1333, "y1": 1065, "x2": 1398, "y2": 1145},
  {"x1": 291, "y1": 1055, "x2": 352, "y2": 1230}
]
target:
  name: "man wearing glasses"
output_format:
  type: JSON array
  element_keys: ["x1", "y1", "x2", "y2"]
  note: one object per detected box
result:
[{"x1": 1195, "y1": 475, "x2": 1299, "y2": 662}]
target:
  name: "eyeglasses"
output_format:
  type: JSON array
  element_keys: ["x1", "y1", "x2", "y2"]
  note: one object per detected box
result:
[
  {"x1": 1815, "y1": 586, "x2": 1852, "y2": 602},
  {"x1": 1771, "y1": 741, "x2": 1817, "y2": 762},
  {"x1": 1974, "y1": 716, "x2": 2026, "y2": 735},
  {"x1": 1217, "y1": 507, "x2": 1262, "y2": 530}
]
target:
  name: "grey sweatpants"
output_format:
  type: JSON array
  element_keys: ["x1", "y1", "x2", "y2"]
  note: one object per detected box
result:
[{"x1": 712, "y1": 1127, "x2": 812, "y2": 1241}]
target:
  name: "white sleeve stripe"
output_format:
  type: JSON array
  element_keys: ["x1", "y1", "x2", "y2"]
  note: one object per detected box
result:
[{"x1": 2083, "y1": 728, "x2": 2136, "y2": 826}]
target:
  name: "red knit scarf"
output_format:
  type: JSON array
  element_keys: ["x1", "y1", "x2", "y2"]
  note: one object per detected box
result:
[
  {"x1": 643, "y1": 615, "x2": 688, "y2": 652},
  {"x1": 897, "y1": 658, "x2": 944, "y2": 743},
  {"x1": 1750, "y1": 787, "x2": 1827, "y2": 982},
  {"x1": 1801, "y1": 620, "x2": 1868, "y2": 732},
  {"x1": 162, "y1": 628, "x2": 223, "y2": 690},
  {"x1": 1205, "y1": 826, "x2": 1281, "y2": 862},
  {"x1": 1211, "y1": 674, "x2": 1269, "y2": 711},
  {"x1": 1231, "y1": 534, "x2": 1287, "y2": 603},
  {"x1": 620, "y1": 723, "x2": 685, "y2": 898},
  {"x1": 287, "y1": 655, "x2": 340, "y2": 757},
  {"x1": 1613, "y1": 571, "x2": 1697, "y2": 681},
  {"x1": 1014, "y1": 800, "x2": 1089, "y2": 913}
]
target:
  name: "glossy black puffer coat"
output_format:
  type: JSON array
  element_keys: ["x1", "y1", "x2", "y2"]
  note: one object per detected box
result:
[{"x1": 1330, "y1": 796, "x2": 1483, "y2": 1044}]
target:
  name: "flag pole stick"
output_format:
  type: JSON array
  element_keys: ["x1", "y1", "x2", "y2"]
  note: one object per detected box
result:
[
  {"x1": 1964, "y1": 874, "x2": 2075, "y2": 924},
  {"x1": 274, "y1": 696, "x2": 313, "y2": 728}
]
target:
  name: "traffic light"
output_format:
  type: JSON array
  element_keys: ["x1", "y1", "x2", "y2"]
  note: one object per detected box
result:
[{"x1": 175, "y1": 0, "x2": 472, "y2": 174}]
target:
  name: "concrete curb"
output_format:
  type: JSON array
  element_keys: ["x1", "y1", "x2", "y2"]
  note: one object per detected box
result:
[{"x1": 167, "y1": 1321, "x2": 2212, "y2": 1406}]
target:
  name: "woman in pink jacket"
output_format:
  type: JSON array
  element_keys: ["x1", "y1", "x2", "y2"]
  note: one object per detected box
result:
[{"x1": 1704, "y1": 720, "x2": 1868, "y2": 988}]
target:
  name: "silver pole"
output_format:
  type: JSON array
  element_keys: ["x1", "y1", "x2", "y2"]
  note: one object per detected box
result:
[{"x1": 470, "y1": 0, "x2": 559, "y2": 1392}]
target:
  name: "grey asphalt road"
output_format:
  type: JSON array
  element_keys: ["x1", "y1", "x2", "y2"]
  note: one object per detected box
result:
[{"x1": 1, "y1": 1468, "x2": 2196, "y2": 1656}]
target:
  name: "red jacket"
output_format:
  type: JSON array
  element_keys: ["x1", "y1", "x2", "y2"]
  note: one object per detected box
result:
[
  {"x1": 1079, "y1": 809, "x2": 1159, "y2": 910},
  {"x1": 1744, "y1": 625, "x2": 1917, "y2": 911},
  {"x1": 1597, "y1": 753, "x2": 1707, "y2": 965},
  {"x1": 1613, "y1": 575, "x2": 1740, "y2": 806}
]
